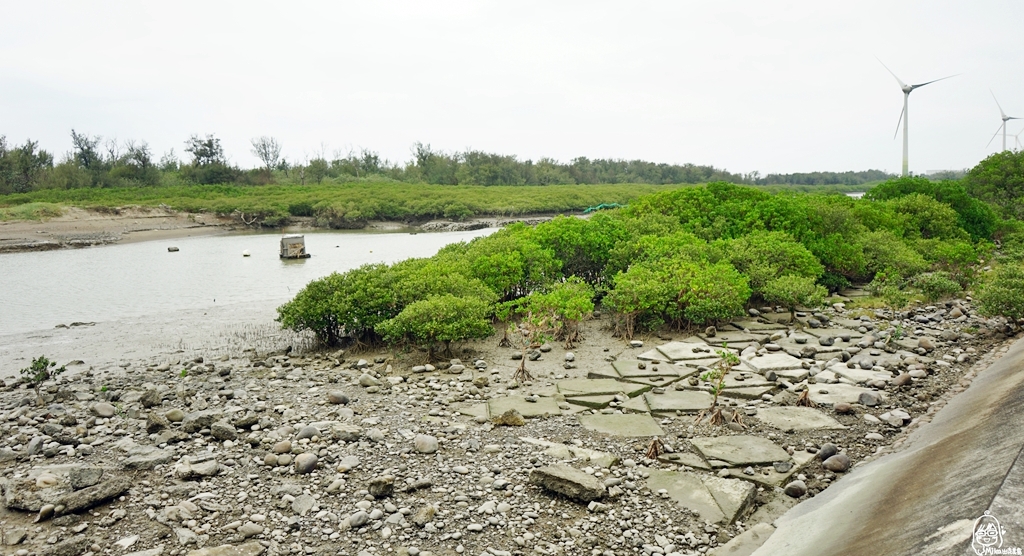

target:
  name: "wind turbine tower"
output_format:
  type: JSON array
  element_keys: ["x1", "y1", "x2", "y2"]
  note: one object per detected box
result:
[
  {"x1": 878, "y1": 59, "x2": 957, "y2": 176},
  {"x1": 988, "y1": 91, "x2": 1021, "y2": 152}
]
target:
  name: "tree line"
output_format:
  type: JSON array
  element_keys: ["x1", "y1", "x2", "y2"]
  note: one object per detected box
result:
[{"x1": 0, "y1": 131, "x2": 895, "y2": 194}]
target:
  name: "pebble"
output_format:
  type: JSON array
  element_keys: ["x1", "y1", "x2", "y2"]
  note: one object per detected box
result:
[
  {"x1": 817, "y1": 443, "x2": 838, "y2": 461},
  {"x1": 294, "y1": 453, "x2": 318, "y2": 474},
  {"x1": 784, "y1": 480, "x2": 807, "y2": 498},
  {"x1": 91, "y1": 403, "x2": 116, "y2": 418},
  {"x1": 414, "y1": 434, "x2": 439, "y2": 454},
  {"x1": 823, "y1": 453, "x2": 851, "y2": 472},
  {"x1": 328, "y1": 391, "x2": 350, "y2": 404}
]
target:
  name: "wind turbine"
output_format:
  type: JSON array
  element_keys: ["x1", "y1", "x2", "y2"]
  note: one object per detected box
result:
[
  {"x1": 1014, "y1": 129, "x2": 1024, "y2": 151},
  {"x1": 987, "y1": 91, "x2": 1021, "y2": 152},
  {"x1": 878, "y1": 59, "x2": 957, "y2": 176}
]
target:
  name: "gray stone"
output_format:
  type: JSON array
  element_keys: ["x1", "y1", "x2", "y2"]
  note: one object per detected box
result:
[
  {"x1": 578, "y1": 413, "x2": 665, "y2": 437},
  {"x1": 55, "y1": 477, "x2": 132, "y2": 516},
  {"x1": 414, "y1": 434, "x2": 438, "y2": 454},
  {"x1": 331, "y1": 424, "x2": 362, "y2": 442},
  {"x1": 181, "y1": 410, "x2": 221, "y2": 433},
  {"x1": 146, "y1": 411, "x2": 170, "y2": 433},
  {"x1": 918, "y1": 337, "x2": 936, "y2": 351},
  {"x1": 756, "y1": 407, "x2": 846, "y2": 432},
  {"x1": 185, "y1": 542, "x2": 265, "y2": 556},
  {"x1": 822, "y1": 453, "x2": 851, "y2": 472},
  {"x1": 806, "y1": 383, "x2": 876, "y2": 406},
  {"x1": 646, "y1": 469, "x2": 756, "y2": 524},
  {"x1": 42, "y1": 536, "x2": 90, "y2": 556},
  {"x1": 140, "y1": 389, "x2": 162, "y2": 408},
  {"x1": 327, "y1": 391, "x2": 349, "y2": 405},
  {"x1": 368, "y1": 475, "x2": 395, "y2": 499},
  {"x1": 92, "y1": 402, "x2": 116, "y2": 418},
  {"x1": 295, "y1": 425, "x2": 320, "y2": 440},
  {"x1": 412, "y1": 505, "x2": 436, "y2": 526},
  {"x1": 165, "y1": 408, "x2": 185, "y2": 422},
  {"x1": 817, "y1": 443, "x2": 838, "y2": 461},
  {"x1": 272, "y1": 440, "x2": 291, "y2": 454},
  {"x1": 892, "y1": 373, "x2": 913, "y2": 387},
  {"x1": 237, "y1": 523, "x2": 263, "y2": 538},
  {"x1": 492, "y1": 409, "x2": 525, "y2": 426},
  {"x1": 359, "y1": 374, "x2": 381, "y2": 387},
  {"x1": 858, "y1": 391, "x2": 885, "y2": 407},
  {"x1": 486, "y1": 395, "x2": 561, "y2": 418},
  {"x1": 784, "y1": 480, "x2": 808, "y2": 498},
  {"x1": 349, "y1": 510, "x2": 370, "y2": 528},
  {"x1": 124, "y1": 446, "x2": 174, "y2": 469},
  {"x1": 3, "y1": 529, "x2": 28, "y2": 545},
  {"x1": 291, "y1": 494, "x2": 315, "y2": 515},
  {"x1": 643, "y1": 389, "x2": 713, "y2": 414},
  {"x1": 210, "y1": 421, "x2": 237, "y2": 441},
  {"x1": 708, "y1": 523, "x2": 776, "y2": 556},
  {"x1": 175, "y1": 457, "x2": 220, "y2": 480},
  {"x1": 294, "y1": 453, "x2": 318, "y2": 474},
  {"x1": 68, "y1": 466, "x2": 104, "y2": 490},
  {"x1": 529, "y1": 464, "x2": 606, "y2": 502},
  {"x1": 690, "y1": 436, "x2": 790, "y2": 467}
]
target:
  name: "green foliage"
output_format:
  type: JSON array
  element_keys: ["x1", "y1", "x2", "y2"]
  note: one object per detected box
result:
[
  {"x1": 976, "y1": 264, "x2": 1024, "y2": 321},
  {"x1": 672, "y1": 261, "x2": 751, "y2": 326},
  {"x1": 762, "y1": 274, "x2": 827, "y2": 317},
  {"x1": 20, "y1": 355, "x2": 66, "y2": 405},
  {"x1": 720, "y1": 231, "x2": 823, "y2": 298},
  {"x1": 519, "y1": 278, "x2": 595, "y2": 347},
  {"x1": 859, "y1": 229, "x2": 929, "y2": 279},
  {"x1": 867, "y1": 271, "x2": 910, "y2": 312},
  {"x1": 911, "y1": 271, "x2": 962, "y2": 302},
  {"x1": 867, "y1": 176, "x2": 997, "y2": 240},
  {"x1": 376, "y1": 294, "x2": 493, "y2": 359},
  {"x1": 603, "y1": 262, "x2": 674, "y2": 339},
  {"x1": 462, "y1": 226, "x2": 560, "y2": 300},
  {"x1": 963, "y1": 150, "x2": 1024, "y2": 220}
]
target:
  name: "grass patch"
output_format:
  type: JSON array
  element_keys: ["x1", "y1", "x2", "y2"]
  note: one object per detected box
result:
[{"x1": 0, "y1": 202, "x2": 64, "y2": 221}]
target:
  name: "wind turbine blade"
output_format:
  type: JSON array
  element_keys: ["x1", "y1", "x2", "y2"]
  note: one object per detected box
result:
[
  {"x1": 893, "y1": 106, "x2": 905, "y2": 140},
  {"x1": 910, "y1": 74, "x2": 959, "y2": 89},
  {"x1": 992, "y1": 90, "x2": 1008, "y2": 119},
  {"x1": 1008, "y1": 116, "x2": 1022, "y2": 121},
  {"x1": 875, "y1": 57, "x2": 908, "y2": 89},
  {"x1": 987, "y1": 125, "x2": 1003, "y2": 148}
]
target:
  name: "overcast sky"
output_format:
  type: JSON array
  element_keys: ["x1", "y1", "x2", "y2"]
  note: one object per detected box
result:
[{"x1": 2, "y1": 1, "x2": 1023, "y2": 176}]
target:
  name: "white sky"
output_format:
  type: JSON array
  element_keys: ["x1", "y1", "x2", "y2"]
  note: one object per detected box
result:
[{"x1": 2, "y1": 1, "x2": 1023, "y2": 175}]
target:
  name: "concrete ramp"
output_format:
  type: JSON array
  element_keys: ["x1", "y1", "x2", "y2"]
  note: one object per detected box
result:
[{"x1": 753, "y1": 337, "x2": 1024, "y2": 556}]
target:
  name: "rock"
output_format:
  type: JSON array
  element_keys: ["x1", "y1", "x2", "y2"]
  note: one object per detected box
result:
[
  {"x1": 91, "y1": 402, "x2": 116, "y2": 418},
  {"x1": 858, "y1": 391, "x2": 884, "y2": 407},
  {"x1": 705, "y1": 326, "x2": 717, "y2": 337},
  {"x1": 54, "y1": 477, "x2": 132, "y2": 516},
  {"x1": 948, "y1": 307, "x2": 964, "y2": 319},
  {"x1": 140, "y1": 389, "x2": 162, "y2": 408},
  {"x1": 918, "y1": 337, "x2": 936, "y2": 351},
  {"x1": 799, "y1": 346, "x2": 818, "y2": 359},
  {"x1": 833, "y1": 402, "x2": 853, "y2": 414},
  {"x1": 892, "y1": 373, "x2": 913, "y2": 387},
  {"x1": 237, "y1": 523, "x2": 263, "y2": 538},
  {"x1": 291, "y1": 494, "x2": 315, "y2": 515},
  {"x1": 817, "y1": 443, "x2": 838, "y2": 461},
  {"x1": 414, "y1": 434, "x2": 438, "y2": 454},
  {"x1": 42, "y1": 536, "x2": 90, "y2": 556},
  {"x1": 359, "y1": 374, "x2": 381, "y2": 387},
  {"x1": 331, "y1": 424, "x2": 362, "y2": 442},
  {"x1": 165, "y1": 409, "x2": 185, "y2": 422},
  {"x1": 295, "y1": 425, "x2": 320, "y2": 440},
  {"x1": 818, "y1": 336, "x2": 835, "y2": 347},
  {"x1": 147, "y1": 411, "x2": 171, "y2": 433},
  {"x1": 565, "y1": 352, "x2": 575, "y2": 362},
  {"x1": 68, "y1": 466, "x2": 104, "y2": 490},
  {"x1": 182, "y1": 410, "x2": 221, "y2": 433},
  {"x1": 3, "y1": 528, "x2": 27, "y2": 545},
  {"x1": 175, "y1": 457, "x2": 220, "y2": 480},
  {"x1": 822, "y1": 453, "x2": 851, "y2": 472},
  {"x1": 368, "y1": 475, "x2": 395, "y2": 499},
  {"x1": 349, "y1": 510, "x2": 370, "y2": 528},
  {"x1": 210, "y1": 421, "x2": 237, "y2": 441},
  {"x1": 784, "y1": 480, "x2": 807, "y2": 498},
  {"x1": 492, "y1": 409, "x2": 526, "y2": 427},
  {"x1": 185, "y1": 542, "x2": 266, "y2": 556},
  {"x1": 124, "y1": 446, "x2": 174, "y2": 469},
  {"x1": 327, "y1": 391, "x2": 349, "y2": 405},
  {"x1": 272, "y1": 440, "x2": 292, "y2": 454},
  {"x1": 528, "y1": 464, "x2": 606, "y2": 503},
  {"x1": 412, "y1": 505, "x2": 436, "y2": 527},
  {"x1": 294, "y1": 453, "x2": 318, "y2": 474}
]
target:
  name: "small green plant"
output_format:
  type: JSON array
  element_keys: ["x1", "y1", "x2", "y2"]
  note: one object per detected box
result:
[
  {"x1": 179, "y1": 369, "x2": 188, "y2": 378},
  {"x1": 976, "y1": 263, "x2": 1024, "y2": 321},
  {"x1": 868, "y1": 270, "x2": 910, "y2": 315},
  {"x1": 20, "y1": 356, "x2": 66, "y2": 406},
  {"x1": 911, "y1": 271, "x2": 962, "y2": 302},
  {"x1": 100, "y1": 385, "x2": 108, "y2": 393},
  {"x1": 695, "y1": 344, "x2": 740, "y2": 426}
]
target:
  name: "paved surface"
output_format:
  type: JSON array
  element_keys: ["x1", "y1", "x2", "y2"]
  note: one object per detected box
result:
[{"x1": 752, "y1": 336, "x2": 1024, "y2": 555}]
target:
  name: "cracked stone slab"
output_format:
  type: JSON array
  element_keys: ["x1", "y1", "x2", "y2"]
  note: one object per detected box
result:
[
  {"x1": 620, "y1": 375, "x2": 687, "y2": 389},
  {"x1": 803, "y1": 327, "x2": 864, "y2": 340},
  {"x1": 612, "y1": 360, "x2": 685, "y2": 379},
  {"x1": 564, "y1": 394, "x2": 619, "y2": 409},
  {"x1": 647, "y1": 469, "x2": 756, "y2": 524},
  {"x1": 520, "y1": 437, "x2": 620, "y2": 468},
  {"x1": 557, "y1": 378, "x2": 647, "y2": 398},
  {"x1": 722, "y1": 372, "x2": 772, "y2": 389},
  {"x1": 658, "y1": 451, "x2": 712, "y2": 470},
  {"x1": 720, "y1": 386, "x2": 777, "y2": 400},
  {"x1": 487, "y1": 395, "x2": 562, "y2": 418},
  {"x1": 829, "y1": 365, "x2": 892, "y2": 385},
  {"x1": 654, "y1": 341, "x2": 719, "y2": 361},
  {"x1": 690, "y1": 436, "x2": 791, "y2": 467},
  {"x1": 728, "y1": 319, "x2": 790, "y2": 331},
  {"x1": 637, "y1": 349, "x2": 672, "y2": 362},
  {"x1": 699, "y1": 331, "x2": 765, "y2": 345},
  {"x1": 577, "y1": 413, "x2": 664, "y2": 437},
  {"x1": 725, "y1": 450, "x2": 817, "y2": 488},
  {"x1": 742, "y1": 352, "x2": 805, "y2": 373},
  {"x1": 806, "y1": 382, "x2": 876, "y2": 406},
  {"x1": 774, "y1": 369, "x2": 810, "y2": 382},
  {"x1": 620, "y1": 396, "x2": 651, "y2": 413},
  {"x1": 644, "y1": 390, "x2": 714, "y2": 414},
  {"x1": 755, "y1": 406, "x2": 847, "y2": 432}
]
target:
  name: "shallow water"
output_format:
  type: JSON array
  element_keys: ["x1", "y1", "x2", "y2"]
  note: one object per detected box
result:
[{"x1": 0, "y1": 228, "x2": 496, "y2": 336}]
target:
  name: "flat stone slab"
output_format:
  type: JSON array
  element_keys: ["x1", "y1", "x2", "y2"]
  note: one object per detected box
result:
[
  {"x1": 743, "y1": 352, "x2": 805, "y2": 373},
  {"x1": 644, "y1": 390, "x2": 714, "y2": 414},
  {"x1": 612, "y1": 360, "x2": 684, "y2": 379},
  {"x1": 829, "y1": 365, "x2": 892, "y2": 385},
  {"x1": 774, "y1": 369, "x2": 810, "y2": 382},
  {"x1": 655, "y1": 341, "x2": 719, "y2": 361},
  {"x1": 755, "y1": 406, "x2": 847, "y2": 432},
  {"x1": 577, "y1": 413, "x2": 664, "y2": 437},
  {"x1": 557, "y1": 378, "x2": 646, "y2": 398},
  {"x1": 803, "y1": 327, "x2": 863, "y2": 340},
  {"x1": 647, "y1": 469, "x2": 756, "y2": 524},
  {"x1": 528, "y1": 464, "x2": 606, "y2": 502},
  {"x1": 806, "y1": 383, "x2": 874, "y2": 406},
  {"x1": 699, "y1": 331, "x2": 764, "y2": 346},
  {"x1": 722, "y1": 372, "x2": 772, "y2": 389},
  {"x1": 520, "y1": 437, "x2": 620, "y2": 468},
  {"x1": 720, "y1": 386, "x2": 777, "y2": 400},
  {"x1": 659, "y1": 451, "x2": 711, "y2": 470},
  {"x1": 725, "y1": 450, "x2": 816, "y2": 488},
  {"x1": 564, "y1": 394, "x2": 618, "y2": 409},
  {"x1": 637, "y1": 349, "x2": 672, "y2": 362},
  {"x1": 487, "y1": 395, "x2": 562, "y2": 418},
  {"x1": 728, "y1": 319, "x2": 789, "y2": 331},
  {"x1": 690, "y1": 436, "x2": 791, "y2": 467},
  {"x1": 620, "y1": 396, "x2": 651, "y2": 413}
]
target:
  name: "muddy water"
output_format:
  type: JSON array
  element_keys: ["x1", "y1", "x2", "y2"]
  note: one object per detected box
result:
[{"x1": 0, "y1": 228, "x2": 495, "y2": 376}]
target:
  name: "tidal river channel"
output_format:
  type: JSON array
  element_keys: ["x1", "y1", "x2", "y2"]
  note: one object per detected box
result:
[{"x1": 0, "y1": 228, "x2": 495, "y2": 337}]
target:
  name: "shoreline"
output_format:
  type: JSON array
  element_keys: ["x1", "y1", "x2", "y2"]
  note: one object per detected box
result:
[{"x1": 0, "y1": 207, "x2": 557, "y2": 253}]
